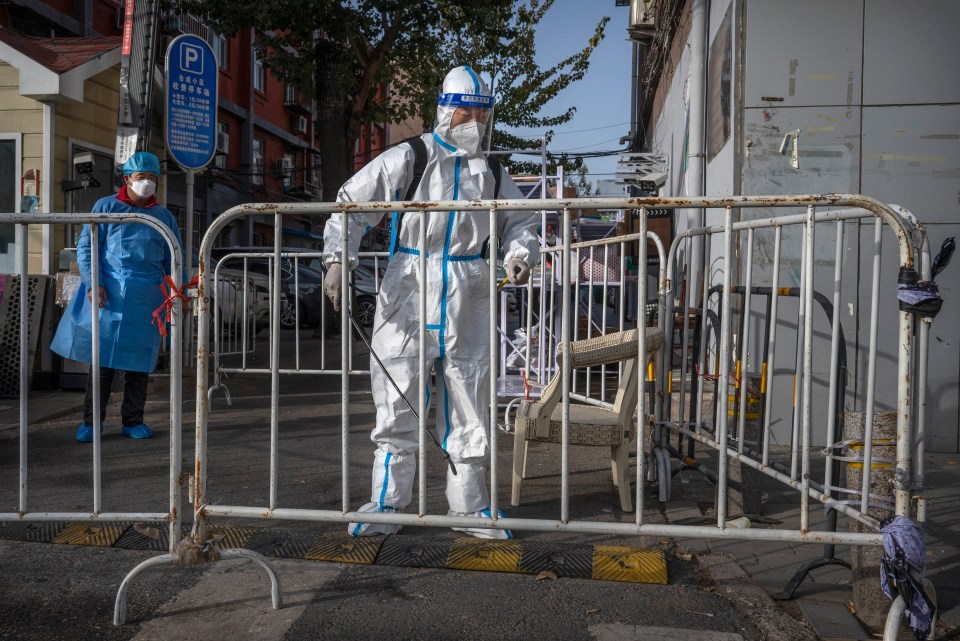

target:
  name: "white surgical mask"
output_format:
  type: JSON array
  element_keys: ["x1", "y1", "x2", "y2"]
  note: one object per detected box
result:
[
  {"x1": 449, "y1": 121, "x2": 486, "y2": 156},
  {"x1": 129, "y1": 179, "x2": 157, "y2": 199}
]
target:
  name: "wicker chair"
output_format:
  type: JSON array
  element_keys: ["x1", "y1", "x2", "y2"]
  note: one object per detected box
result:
[{"x1": 511, "y1": 327, "x2": 664, "y2": 512}]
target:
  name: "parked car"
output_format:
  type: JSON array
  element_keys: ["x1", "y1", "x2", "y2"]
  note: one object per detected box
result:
[
  {"x1": 214, "y1": 259, "x2": 325, "y2": 330},
  {"x1": 209, "y1": 262, "x2": 275, "y2": 333},
  {"x1": 58, "y1": 248, "x2": 271, "y2": 333},
  {"x1": 211, "y1": 247, "x2": 386, "y2": 329},
  {"x1": 351, "y1": 263, "x2": 383, "y2": 327}
]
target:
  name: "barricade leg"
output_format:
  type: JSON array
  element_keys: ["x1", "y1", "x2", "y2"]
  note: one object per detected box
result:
[{"x1": 113, "y1": 548, "x2": 283, "y2": 626}]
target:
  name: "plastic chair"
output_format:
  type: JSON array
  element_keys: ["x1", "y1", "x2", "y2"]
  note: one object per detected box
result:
[{"x1": 511, "y1": 327, "x2": 664, "y2": 512}]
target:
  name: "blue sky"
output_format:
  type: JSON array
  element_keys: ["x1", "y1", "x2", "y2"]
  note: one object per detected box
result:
[{"x1": 499, "y1": 1, "x2": 634, "y2": 190}]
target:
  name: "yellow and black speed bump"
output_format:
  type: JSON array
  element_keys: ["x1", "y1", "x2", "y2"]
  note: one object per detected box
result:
[
  {"x1": 446, "y1": 537, "x2": 522, "y2": 573},
  {"x1": 518, "y1": 541, "x2": 594, "y2": 578},
  {"x1": 52, "y1": 522, "x2": 126, "y2": 547},
  {"x1": 245, "y1": 530, "x2": 316, "y2": 559},
  {"x1": 0, "y1": 521, "x2": 67, "y2": 543},
  {"x1": 114, "y1": 522, "x2": 179, "y2": 552},
  {"x1": 375, "y1": 535, "x2": 452, "y2": 569},
  {"x1": 592, "y1": 545, "x2": 667, "y2": 584},
  {"x1": 4, "y1": 522, "x2": 669, "y2": 585},
  {"x1": 305, "y1": 534, "x2": 384, "y2": 565}
]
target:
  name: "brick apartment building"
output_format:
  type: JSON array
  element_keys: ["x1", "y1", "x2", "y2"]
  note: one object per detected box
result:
[{"x1": 0, "y1": 0, "x2": 326, "y2": 271}]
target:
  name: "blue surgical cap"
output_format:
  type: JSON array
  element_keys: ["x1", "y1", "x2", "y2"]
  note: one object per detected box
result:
[{"x1": 122, "y1": 152, "x2": 160, "y2": 176}]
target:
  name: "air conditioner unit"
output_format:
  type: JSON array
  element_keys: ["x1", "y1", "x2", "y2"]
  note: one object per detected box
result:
[
  {"x1": 292, "y1": 115, "x2": 308, "y2": 135},
  {"x1": 629, "y1": 0, "x2": 656, "y2": 43},
  {"x1": 216, "y1": 131, "x2": 230, "y2": 154}
]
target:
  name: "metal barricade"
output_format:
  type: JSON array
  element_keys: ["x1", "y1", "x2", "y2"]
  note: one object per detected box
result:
[
  {"x1": 0, "y1": 212, "x2": 185, "y2": 543},
  {"x1": 113, "y1": 196, "x2": 927, "y2": 639},
  {"x1": 206, "y1": 249, "x2": 389, "y2": 405}
]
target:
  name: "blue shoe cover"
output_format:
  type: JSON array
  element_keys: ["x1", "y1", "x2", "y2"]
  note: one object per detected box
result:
[
  {"x1": 121, "y1": 423, "x2": 153, "y2": 439},
  {"x1": 75, "y1": 422, "x2": 103, "y2": 443}
]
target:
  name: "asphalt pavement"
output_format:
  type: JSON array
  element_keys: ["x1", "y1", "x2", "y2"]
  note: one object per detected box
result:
[{"x1": 1, "y1": 330, "x2": 958, "y2": 641}]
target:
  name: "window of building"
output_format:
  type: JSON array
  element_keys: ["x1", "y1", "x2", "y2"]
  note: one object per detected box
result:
[
  {"x1": 252, "y1": 138, "x2": 265, "y2": 186},
  {"x1": 281, "y1": 153, "x2": 294, "y2": 192},
  {"x1": 212, "y1": 32, "x2": 229, "y2": 70},
  {"x1": 0, "y1": 137, "x2": 18, "y2": 273},
  {"x1": 215, "y1": 121, "x2": 229, "y2": 170},
  {"x1": 253, "y1": 48, "x2": 265, "y2": 93}
]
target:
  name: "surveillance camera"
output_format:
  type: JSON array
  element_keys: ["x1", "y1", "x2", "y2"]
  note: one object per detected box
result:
[
  {"x1": 638, "y1": 171, "x2": 667, "y2": 193},
  {"x1": 73, "y1": 152, "x2": 95, "y2": 177}
]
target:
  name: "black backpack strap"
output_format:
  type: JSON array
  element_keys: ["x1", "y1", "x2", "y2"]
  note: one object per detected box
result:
[
  {"x1": 391, "y1": 136, "x2": 428, "y2": 256},
  {"x1": 479, "y1": 155, "x2": 503, "y2": 259},
  {"x1": 487, "y1": 154, "x2": 502, "y2": 198},
  {"x1": 403, "y1": 135, "x2": 428, "y2": 201}
]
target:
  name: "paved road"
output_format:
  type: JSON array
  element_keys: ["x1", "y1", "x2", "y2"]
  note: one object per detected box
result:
[{"x1": 4, "y1": 330, "x2": 956, "y2": 640}]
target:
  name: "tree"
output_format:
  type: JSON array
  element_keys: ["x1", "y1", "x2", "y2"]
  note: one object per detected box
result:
[
  {"x1": 184, "y1": 0, "x2": 606, "y2": 201},
  {"x1": 394, "y1": 0, "x2": 608, "y2": 180}
]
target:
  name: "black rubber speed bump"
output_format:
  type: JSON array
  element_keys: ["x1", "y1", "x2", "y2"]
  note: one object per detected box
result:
[
  {"x1": 305, "y1": 534, "x2": 383, "y2": 565},
  {"x1": 375, "y1": 535, "x2": 451, "y2": 569},
  {"x1": 0, "y1": 521, "x2": 67, "y2": 543},
  {"x1": 518, "y1": 541, "x2": 594, "y2": 578},
  {"x1": 245, "y1": 530, "x2": 315, "y2": 559},
  {"x1": 114, "y1": 522, "x2": 173, "y2": 551},
  {"x1": 52, "y1": 522, "x2": 126, "y2": 547},
  {"x1": 204, "y1": 525, "x2": 256, "y2": 550},
  {"x1": 592, "y1": 545, "x2": 667, "y2": 584},
  {"x1": 446, "y1": 538, "x2": 521, "y2": 573}
]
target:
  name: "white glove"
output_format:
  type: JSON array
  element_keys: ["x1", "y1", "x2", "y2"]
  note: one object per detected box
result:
[
  {"x1": 324, "y1": 263, "x2": 342, "y2": 311},
  {"x1": 505, "y1": 257, "x2": 530, "y2": 286}
]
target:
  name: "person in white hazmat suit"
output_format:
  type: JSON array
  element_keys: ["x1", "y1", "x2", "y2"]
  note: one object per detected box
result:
[{"x1": 322, "y1": 65, "x2": 540, "y2": 538}]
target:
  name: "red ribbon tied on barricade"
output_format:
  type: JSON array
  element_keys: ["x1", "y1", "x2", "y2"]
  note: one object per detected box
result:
[{"x1": 152, "y1": 274, "x2": 198, "y2": 337}]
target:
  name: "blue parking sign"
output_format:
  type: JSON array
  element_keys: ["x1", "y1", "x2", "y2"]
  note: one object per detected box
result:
[{"x1": 165, "y1": 34, "x2": 218, "y2": 170}]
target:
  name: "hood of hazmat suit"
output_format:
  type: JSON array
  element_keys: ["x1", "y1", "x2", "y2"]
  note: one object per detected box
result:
[{"x1": 434, "y1": 65, "x2": 494, "y2": 158}]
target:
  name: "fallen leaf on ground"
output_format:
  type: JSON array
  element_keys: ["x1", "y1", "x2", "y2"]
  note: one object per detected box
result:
[
  {"x1": 535, "y1": 571, "x2": 557, "y2": 581},
  {"x1": 133, "y1": 523, "x2": 161, "y2": 540},
  {"x1": 586, "y1": 608, "x2": 599, "y2": 614},
  {"x1": 846, "y1": 601, "x2": 858, "y2": 615}
]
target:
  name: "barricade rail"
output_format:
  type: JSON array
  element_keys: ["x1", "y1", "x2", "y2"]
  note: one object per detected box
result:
[
  {"x1": 0, "y1": 212, "x2": 185, "y2": 545},
  {"x1": 187, "y1": 195, "x2": 920, "y2": 536},
  {"x1": 0, "y1": 196, "x2": 928, "y2": 639},
  {"x1": 657, "y1": 204, "x2": 930, "y2": 532}
]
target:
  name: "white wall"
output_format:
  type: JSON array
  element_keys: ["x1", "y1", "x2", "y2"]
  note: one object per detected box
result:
[{"x1": 644, "y1": 0, "x2": 960, "y2": 450}]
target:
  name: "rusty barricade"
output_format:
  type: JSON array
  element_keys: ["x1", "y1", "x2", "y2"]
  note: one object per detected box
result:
[{"x1": 110, "y1": 196, "x2": 930, "y2": 638}]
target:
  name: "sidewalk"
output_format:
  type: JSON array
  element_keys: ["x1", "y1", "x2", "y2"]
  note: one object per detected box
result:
[
  {"x1": 660, "y1": 448, "x2": 960, "y2": 639},
  {"x1": 0, "y1": 389, "x2": 84, "y2": 434}
]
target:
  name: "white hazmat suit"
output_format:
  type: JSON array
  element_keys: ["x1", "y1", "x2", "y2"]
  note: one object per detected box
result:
[{"x1": 323, "y1": 66, "x2": 540, "y2": 538}]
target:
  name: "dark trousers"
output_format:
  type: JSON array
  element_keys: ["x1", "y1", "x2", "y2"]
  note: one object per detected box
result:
[{"x1": 83, "y1": 367, "x2": 149, "y2": 427}]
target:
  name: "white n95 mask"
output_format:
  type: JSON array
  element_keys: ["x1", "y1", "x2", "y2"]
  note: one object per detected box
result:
[
  {"x1": 449, "y1": 121, "x2": 486, "y2": 156},
  {"x1": 130, "y1": 179, "x2": 157, "y2": 198}
]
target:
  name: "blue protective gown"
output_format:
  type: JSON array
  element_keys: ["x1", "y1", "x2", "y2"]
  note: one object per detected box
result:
[{"x1": 51, "y1": 193, "x2": 183, "y2": 373}]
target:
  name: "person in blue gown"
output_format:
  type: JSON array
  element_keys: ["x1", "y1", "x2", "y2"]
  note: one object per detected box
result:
[{"x1": 52, "y1": 151, "x2": 183, "y2": 442}]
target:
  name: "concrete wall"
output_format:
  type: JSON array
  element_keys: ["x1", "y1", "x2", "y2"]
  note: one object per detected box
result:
[{"x1": 644, "y1": 0, "x2": 960, "y2": 450}]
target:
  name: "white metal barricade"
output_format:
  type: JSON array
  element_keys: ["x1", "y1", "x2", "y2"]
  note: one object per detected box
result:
[
  {"x1": 0, "y1": 212, "x2": 185, "y2": 540},
  {"x1": 205, "y1": 246, "x2": 392, "y2": 406},
  {"x1": 111, "y1": 196, "x2": 928, "y2": 639}
]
